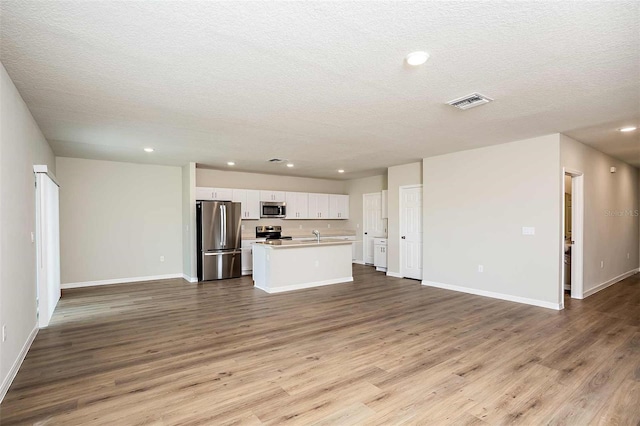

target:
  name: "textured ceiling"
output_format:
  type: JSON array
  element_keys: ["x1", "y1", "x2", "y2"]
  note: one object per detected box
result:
[{"x1": 1, "y1": 1, "x2": 639, "y2": 178}]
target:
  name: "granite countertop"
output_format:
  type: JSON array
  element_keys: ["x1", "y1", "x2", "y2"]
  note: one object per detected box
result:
[
  {"x1": 242, "y1": 229, "x2": 356, "y2": 240},
  {"x1": 253, "y1": 238, "x2": 355, "y2": 249}
]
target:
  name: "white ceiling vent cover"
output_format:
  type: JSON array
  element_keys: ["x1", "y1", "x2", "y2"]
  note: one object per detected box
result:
[{"x1": 447, "y1": 93, "x2": 493, "y2": 110}]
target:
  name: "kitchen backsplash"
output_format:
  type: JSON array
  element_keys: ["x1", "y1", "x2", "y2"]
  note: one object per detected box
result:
[{"x1": 241, "y1": 217, "x2": 354, "y2": 238}]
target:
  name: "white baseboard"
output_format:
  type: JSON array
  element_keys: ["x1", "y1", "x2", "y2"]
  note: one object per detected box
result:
[
  {"x1": 583, "y1": 268, "x2": 639, "y2": 298},
  {"x1": 256, "y1": 277, "x2": 354, "y2": 294},
  {"x1": 386, "y1": 271, "x2": 402, "y2": 278},
  {"x1": 62, "y1": 273, "x2": 183, "y2": 289},
  {"x1": 422, "y1": 280, "x2": 561, "y2": 310},
  {"x1": 1, "y1": 326, "x2": 38, "y2": 403},
  {"x1": 376, "y1": 266, "x2": 387, "y2": 272},
  {"x1": 352, "y1": 260, "x2": 366, "y2": 265},
  {"x1": 182, "y1": 273, "x2": 198, "y2": 283}
]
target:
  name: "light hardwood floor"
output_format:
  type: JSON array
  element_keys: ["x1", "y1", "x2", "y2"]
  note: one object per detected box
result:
[{"x1": 1, "y1": 265, "x2": 638, "y2": 425}]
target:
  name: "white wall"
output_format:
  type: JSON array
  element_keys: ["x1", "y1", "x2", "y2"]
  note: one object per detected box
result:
[
  {"x1": 0, "y1": 63, "x2": 55, "y2": 398},
  {"x1": 560, "y1": 135, "x2": 639, "y2": 295},
  {"x1": 345, "y1": 175, "x2": 387, "y2": 262},
  {"x1": 182, "y1": 163, "x2": 196, "y2": 281},
  {"x1": 56, "y1": 157, "x2": 183, "y2": 285},
  {"x1": 422, "y1": 135, "x2": 562, "y2": 308},
  {"x1": 196, "y1": 168, "x2": 347, "y2": 193},
  {"x1": 387, "y1": 162, "x2": 422, "y2": 275}
]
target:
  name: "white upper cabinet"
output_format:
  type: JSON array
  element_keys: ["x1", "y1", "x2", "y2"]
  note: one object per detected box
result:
[
  {"x1": 308, "y1": 193, "x2": 329, "y2": 219},
  {"x1": 214, "y1": 188, "x2": 234, "y2": 201},
  {"x1": 196, "y1": 187, "x2": 214, "y2": 200},
  {"x1": 196, "y1": 187, "x2": 233, "y2": 201},
  {"x1": 285, "y1": 192, "x2": 309, "y2": 219},
  {"x1": 260, "y1": 190, "x2": 286, "y2": 202},
  {"x1": 198, "y1": 187, "x2": 348, "y2": 220},
  {"x1": 232, "y1": 189, "x2": 260, "y2": 219},
  {"x1": 329, "y1": 194, "x2": 349, "y2": 219}
]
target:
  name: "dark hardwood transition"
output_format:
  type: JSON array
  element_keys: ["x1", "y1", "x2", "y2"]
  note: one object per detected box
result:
[{"x1": 1, "y1": 265, "x2": 638, "y2": 425}]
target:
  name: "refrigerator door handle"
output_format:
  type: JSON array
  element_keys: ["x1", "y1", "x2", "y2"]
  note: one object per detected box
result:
[
  {"x1": 220, "y1": 204, "x2": 226, "y2": 246},
  {"x1": 204, "y1": 251, "x2": 241, "y2": 256}
]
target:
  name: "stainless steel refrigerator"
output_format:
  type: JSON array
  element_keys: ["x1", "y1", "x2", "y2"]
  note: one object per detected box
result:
[{"x1": 196, "y1": 201, "x2": 242, "y2": 281}]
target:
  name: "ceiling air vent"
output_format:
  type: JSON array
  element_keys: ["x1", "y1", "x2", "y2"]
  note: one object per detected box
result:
[{"x1": 447, "y1": 93, "x2": 493, "y2": 110}]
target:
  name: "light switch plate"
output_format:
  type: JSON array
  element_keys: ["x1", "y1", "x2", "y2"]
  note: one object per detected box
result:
[{"x1": 522, "y1": 226, "x2": 535, "y2": 236}]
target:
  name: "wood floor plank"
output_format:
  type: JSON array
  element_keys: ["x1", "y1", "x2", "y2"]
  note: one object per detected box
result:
[{"x1": 1, "y1": 266, "x2": 638, "y2": 425}]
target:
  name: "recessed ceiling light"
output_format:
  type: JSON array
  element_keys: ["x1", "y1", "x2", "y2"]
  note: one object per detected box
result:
[
  {"x1": 619, "y1": 126, "x2": 637, "y2": 132},
  {"x1": 286, "y1": 163, "x2": 294, "y2": 168},
  {"x1": 405, "y1": 51, "x2": 429, "y2": 66},
  {"x1": 144, "y1": 147, "x2": 154, "y2": 153},
  {"x1": 227, "y1": 161, "x2": 235, "y2": 166},
  {"x1": 338, "y1": 169, "x2": 345, "y2": 173}
]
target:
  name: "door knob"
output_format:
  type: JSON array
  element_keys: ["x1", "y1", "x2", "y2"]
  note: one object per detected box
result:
[
  {"x1": 401, "y1": 236, "x2": 406, "y2": 239},
  {"x1": 364, "y1": 232, "x2": 368, "y2": 235}
]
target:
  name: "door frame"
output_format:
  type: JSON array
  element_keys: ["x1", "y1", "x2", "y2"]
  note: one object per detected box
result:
[
  {"x1": 561, "y1": 168, "x2": 584, "y2": 304},
  {"x1": 362, "y1": 192, "x2": 382, "y2": 264},
  {"x1": 399, "y1": 184, "x2": 423, "y2": 279}
]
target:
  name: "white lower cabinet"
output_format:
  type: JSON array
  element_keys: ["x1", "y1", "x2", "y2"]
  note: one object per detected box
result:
[
  {"x1": 241, "y1": 239, "x2": 264, "y2": 275},
  {"x1": 374, "y1": 238, "x2": 387, "y2": 272}
]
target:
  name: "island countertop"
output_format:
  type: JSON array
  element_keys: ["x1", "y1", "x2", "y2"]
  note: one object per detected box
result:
[
  {"x1": 252, "y1": 239, "x2": 354, "y2": 293},
  {"x1": 253, "y1": 239, "x2": 356, "y2": 249}
]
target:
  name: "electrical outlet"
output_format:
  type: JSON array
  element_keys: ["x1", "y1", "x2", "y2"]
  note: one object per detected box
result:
[
  {"x1": 160, "y1": 256, "x2": 165, "y2": 262},
  {"x1": 241, "y1": 224, "x2": 245, "y2": 231},
  {"x1": 30, "y1": 232, "x2": 34, "y2": 243},
  {"x1": 299, "y1": 225, "x2": 302, "y2": 229},
  {"x1": 357, "y1": 223, "x2": 360, "y2": 228},
  {"x1": 600, "y1": 260, "x2": 604, "y2": 269},
  {"x1": 478, "y1": 265, "x2": 484, "y2": 273},
  {"x1": 2, "y1": 325, "x2": 6, "y2": 342},
  {"x1": 327, "y1": 224, "x2": 331, "y2": 228}
]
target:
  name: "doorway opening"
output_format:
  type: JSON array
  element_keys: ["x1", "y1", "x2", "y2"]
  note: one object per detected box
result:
[{"x1": 562, "y1": 169, "x2": 584, "y2": 304}]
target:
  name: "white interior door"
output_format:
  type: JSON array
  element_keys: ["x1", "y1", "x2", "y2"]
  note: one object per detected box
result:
[
  {"x1": 35, "y1": 169, "x2": 61, "y2": 328},
  {"x1": 363, "y1": 192, "x2": 384, "y2": 264},
  {"x1": 563, "y1": 170, "x2": 584, "y2": 302},
  {"x1": 400, "y1": 186, "x2": 422, "y2": 280}
]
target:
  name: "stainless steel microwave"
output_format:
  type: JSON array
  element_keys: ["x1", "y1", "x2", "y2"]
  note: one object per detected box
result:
[{"x1": 260, "y1": 201, "x2": 286, "y2": 218}]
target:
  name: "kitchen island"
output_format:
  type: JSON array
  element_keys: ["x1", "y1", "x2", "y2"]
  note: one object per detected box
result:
[{"x1": 252, "y1": 239, "x2": 353, "y2": 293}]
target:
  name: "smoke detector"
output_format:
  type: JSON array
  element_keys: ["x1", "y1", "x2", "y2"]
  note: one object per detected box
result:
[{"x1": 447, "y1": 93, "x2": 493, "y2": 110}]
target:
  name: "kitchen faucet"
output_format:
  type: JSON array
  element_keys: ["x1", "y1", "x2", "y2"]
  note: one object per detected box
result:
[{"x1": 312, "y1": 230, "x2": 320, "y2": 243}]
